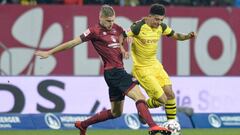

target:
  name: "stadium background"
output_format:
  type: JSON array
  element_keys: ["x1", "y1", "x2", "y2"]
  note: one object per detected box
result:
[{"x1": 1, "y1": 1, "x2": 240, "y2": 135}]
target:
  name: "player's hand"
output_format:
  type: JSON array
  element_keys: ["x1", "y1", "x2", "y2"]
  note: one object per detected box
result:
[
  {"x1": 35, "y1": 51, "x2": 51, "y2": 59},
  {"x1": 122, "y1": 51, "x2": 129, "y2": 59},
  {"x1": 188, "y1": 32, "x2": 197, "y2": 39}
]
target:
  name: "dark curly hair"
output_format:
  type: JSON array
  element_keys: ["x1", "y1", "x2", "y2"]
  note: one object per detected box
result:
[{"x1": 149, "y1": 3, "x2": 165, "y2": 16}]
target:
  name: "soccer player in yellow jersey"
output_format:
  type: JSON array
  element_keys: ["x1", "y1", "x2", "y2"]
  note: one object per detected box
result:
[{"x1": 124, "y1": 4, "x2": 196, "y2": 123}]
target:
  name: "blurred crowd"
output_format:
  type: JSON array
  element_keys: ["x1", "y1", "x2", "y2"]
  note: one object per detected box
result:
[{"x1": 0, "y1": 0, "x2": 239, "y2": 7}]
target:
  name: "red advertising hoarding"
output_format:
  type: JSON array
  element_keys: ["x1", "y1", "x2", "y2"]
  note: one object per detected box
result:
[{"x1": 0, "y1": 5, "x2": 239, "y2": 76}]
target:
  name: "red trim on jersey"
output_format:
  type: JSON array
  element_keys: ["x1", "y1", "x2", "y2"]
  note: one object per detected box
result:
[{"x1": 124, "y1": 82, "x2": 138, "y2": 95}]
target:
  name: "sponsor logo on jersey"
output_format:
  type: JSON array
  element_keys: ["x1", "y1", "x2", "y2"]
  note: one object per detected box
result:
[
  {"x1": 108, "y1": 43, "x2": 120, "y2": 48},
  {"x1": 140, "y1": 39, "x2": 159, "y2": 44}
]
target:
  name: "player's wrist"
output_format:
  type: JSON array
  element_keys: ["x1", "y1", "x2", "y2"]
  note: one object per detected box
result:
[{"x1": 47, "y1": 50, "x2": 54, "y2": 55}]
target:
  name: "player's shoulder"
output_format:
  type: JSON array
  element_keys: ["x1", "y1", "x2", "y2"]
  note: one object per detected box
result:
[
  {"x1": 85, "y1": 24, "x2": 98, "y2": 34},
  {"x1": 92, "y1": 24, "x2": 101, "y2": 31},
  {"x1": 113, "y1": 23, "x2": 124, "y2": 31},
  {"x1": 113, "y1": 23, "x2": 123, "y2": 29},
  {"x1": 87, "y1": 24, "x2": 104, "y2": 35},
  {"x1": 130, "y1": 19, "x2": 145, "y2": 35},
  {"x1": 160, "y1": 23, "x2": 168, "y2": 32}
]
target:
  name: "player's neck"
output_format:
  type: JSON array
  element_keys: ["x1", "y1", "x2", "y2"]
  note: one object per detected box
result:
[
  {"x1": 99, "y1": 22, "x2": 105, "y2": 29},
  {"x1": 99, "y1": 22, "x2": 112, "y2": 31}
]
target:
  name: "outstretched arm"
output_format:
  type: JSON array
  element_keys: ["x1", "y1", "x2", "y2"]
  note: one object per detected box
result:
[
  {"x1": 172, "y1": 32, "x2": 197, "y2": 41},
  {"x1": 35, "y1": 37, "x2": 82, "y2": 59}
]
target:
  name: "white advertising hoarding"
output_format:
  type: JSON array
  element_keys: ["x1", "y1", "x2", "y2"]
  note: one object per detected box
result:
[{"x1": 0, "y1": 77, "x2": 239, "y2": 113}]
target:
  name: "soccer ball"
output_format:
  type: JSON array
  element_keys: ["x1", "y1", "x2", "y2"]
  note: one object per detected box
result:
[{"x1": 162, "y1": 120, "x2": 181, "y2": 135}]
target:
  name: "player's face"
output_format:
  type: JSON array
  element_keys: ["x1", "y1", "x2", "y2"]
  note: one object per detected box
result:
[
  {"x1": 100, "y1": 15, "x2": 115, "y2": 30},
  {"x1": 149, "y1": 15, "x2": 165, "y2": 28}
]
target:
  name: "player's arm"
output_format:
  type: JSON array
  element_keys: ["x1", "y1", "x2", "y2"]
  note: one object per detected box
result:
[
  {"x1": 35, "y1": 37, "x2": 82, "y2": 59},
  {"x1": 171, "y1": 32, "x2": 196, "y2": 41},
  {"x1": 161, "y1": 23, "x2": 196, "y2": 41}
]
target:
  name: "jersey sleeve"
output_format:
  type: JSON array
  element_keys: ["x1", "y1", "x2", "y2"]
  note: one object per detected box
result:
[
  {"x1": 125, "y1": 28, "x2": 134, "y2": 37},
  {"x1": 80, "y1": 27, "x2": 95, "y2": 42},
  {"x1": 126, "y1": 20, "x2": 145, "y2": 37},
  {"x1": 160, "y1": 23, "x2": 175, "y2": 37}
]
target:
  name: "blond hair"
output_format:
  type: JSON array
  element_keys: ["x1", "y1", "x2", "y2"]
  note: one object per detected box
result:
[{"x1": 100, "y1": 5, "x2": 115, "y2": 17}]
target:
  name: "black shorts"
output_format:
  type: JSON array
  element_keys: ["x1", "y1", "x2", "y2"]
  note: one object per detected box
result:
[{"x1": 104, "y1": 68, "x2": 137, "y2": 102}]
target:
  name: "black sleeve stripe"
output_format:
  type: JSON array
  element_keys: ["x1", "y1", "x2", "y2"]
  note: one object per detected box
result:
[
  {"x1": 167, "y1": 30, "x2": 175, "y2": 37},
  {"x1": 80, "y1": 34, "x2": 86, "y2": 42},
  {"x1": 122, "y1": 31, "x2": 128, "y2": 37},
  {"x1": 130, "y1": 20, "x2": 145, "y2": 35},
  {"x1": 160, "y1": 23, "x2": 167, "y2": 33}
]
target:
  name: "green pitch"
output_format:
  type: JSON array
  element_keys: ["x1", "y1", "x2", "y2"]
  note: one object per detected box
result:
[{"x1": 0, "y1": 129, "x2": 240, "y2": 135}]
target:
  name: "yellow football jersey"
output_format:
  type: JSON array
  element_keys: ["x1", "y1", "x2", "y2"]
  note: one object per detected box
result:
[{"x1": 126, "y1": 19, "x2": 174, "y2": 67}]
